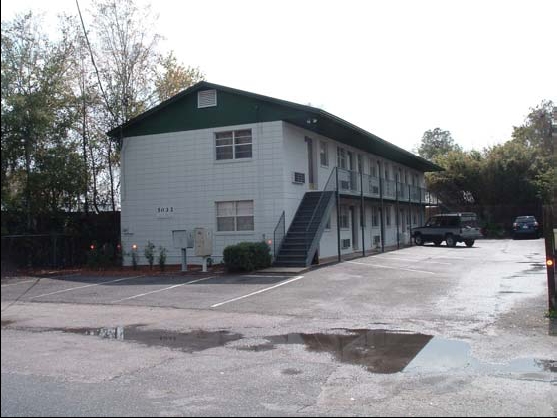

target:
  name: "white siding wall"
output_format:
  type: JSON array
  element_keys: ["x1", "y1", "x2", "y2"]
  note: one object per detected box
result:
[
  {"x1": 281, "y1": 122, "x2": 424, "y2": 259},
  {"x1": 121, "y1": 118, "x2": 427, "y2": 266},
  {"x1": 121, "y1": 121, "x2": 284, "y2": 266}
]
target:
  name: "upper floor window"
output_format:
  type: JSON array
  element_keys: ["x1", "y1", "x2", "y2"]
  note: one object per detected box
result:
[
  {"x1": 357, "y1": 155, "x2": 363, "y2": 173},
  {"x1": 337, "y1": 147, "x2": 347, "y2": 169},
  {"x1": 215, "y1": 129, "x2": 252, "y2": 160},
  {"x1": 320, "y1": 141, "x2": 329, "y2": 166},
  {"x1": 368, "y1": 157, "x2": 378, "y2": 177},
  {"x1": 216, "y1": 200, "x2": 254, "y2": 231}
]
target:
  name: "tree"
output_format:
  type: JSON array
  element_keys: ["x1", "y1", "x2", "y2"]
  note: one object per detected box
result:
[
  {"x1": 510, "y1": 100, "x2": 555, "y2": 203},
  {"x1": 86, "y1": 0, "x2": 204, "y2": 211},
  {"x1": 425, "y1": 150, "x2": 483, "y2": 206},
  {"x1": 1, "y1": 12, "x2": 78, "y2": 229},
  {"x1": 417, "y1": 128, "x2": 462, "y2": 161},
  {"x1": 155, "y1": 52, "x2": 204, "y2": 102},
  {"x1": 29, "y1": 144, "x2": 88, "y2": 213}
]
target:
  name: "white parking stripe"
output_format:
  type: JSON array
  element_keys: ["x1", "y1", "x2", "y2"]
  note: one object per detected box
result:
[
  {"x1": 372, "y1": 256, "x2": 451, "y2": 265},
  {"x1": 111, "y1": 276, "x2": 216, "y2": 303},
  {"x1": 31, "y1": 275, "x2": 144, "y2": 299},
  {"x1": 2, "y1": 280, "x2": 37, "y2": 288},
  {"x1": 347, "y1": 261, "x2": 436, "y2": 275},
  {"x1": 211, "y1": 275, "x2": 305, "y2": 308}
]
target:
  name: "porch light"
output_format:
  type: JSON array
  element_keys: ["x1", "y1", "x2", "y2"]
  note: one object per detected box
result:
[
  {"x1": 90, "y1": 244, "x2": 95, "y2": 250},
  {"x1": 267, "y1": 239, "x2": 272, "y2": 246},
  {"x1": 132, "y1": 244, "x2": 138, "y2": 250},
  {"x1": 547, "y1": 259, "x2": 554, "y2": 267}
]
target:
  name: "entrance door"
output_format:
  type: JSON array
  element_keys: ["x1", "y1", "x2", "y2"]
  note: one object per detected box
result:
[{"x1": 305, "y1": 137, "x2": 316, "y2": 189}]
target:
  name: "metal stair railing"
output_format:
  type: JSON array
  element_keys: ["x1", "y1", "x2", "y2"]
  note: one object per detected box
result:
[
  {"x1": 272, "y1": 211, "x2": 285, "y2": 261},
  {"x1": 304, "y1": 167, "x2": 338, "y2": 265}
]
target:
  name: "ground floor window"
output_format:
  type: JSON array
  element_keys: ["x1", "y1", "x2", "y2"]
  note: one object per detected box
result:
[
  {"x1": 372, "y1": 206, "x2": 379, "y2": 227},
  {"x1": 340, "y1": 205, "x2": 349, "y2": 229},
  {"x1": 216, "y1": 200, "x2": 254, "y2": 231}
]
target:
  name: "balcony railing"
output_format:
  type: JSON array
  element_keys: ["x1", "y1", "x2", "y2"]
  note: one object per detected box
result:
[{"x1": 335, "y1": 168, "x2": 435, "y2": 204}]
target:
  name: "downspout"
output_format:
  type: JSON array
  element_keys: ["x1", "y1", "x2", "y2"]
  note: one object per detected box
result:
[
  {"x1": 396, "y1": 181, "x2": 400, "y2": 249},
  {"x1": 379, "y1": 164, "x2": 385, "y2": 253},
  {"x1": 336, "y1": 167, "x2": 341, "y2": 262},
  {"x1": 360, "y1": 170, "x2": 365, "y2": 256}
]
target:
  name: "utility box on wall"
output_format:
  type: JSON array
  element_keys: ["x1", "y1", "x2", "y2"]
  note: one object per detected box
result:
[
  {"x1": 172, "y1": 230, "x2": 194, "y2": 248},
  {"x1": 194, "y1": 228, "x2": 213, "y2": 256}
]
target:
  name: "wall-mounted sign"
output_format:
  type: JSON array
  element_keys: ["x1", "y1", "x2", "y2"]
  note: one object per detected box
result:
[{"x1": 156, "y1": 206, "x2": 175, "y2": 218}]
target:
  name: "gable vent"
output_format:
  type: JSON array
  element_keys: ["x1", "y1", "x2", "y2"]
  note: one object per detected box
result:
[{"x1": 198, "y1": 89, "x2": 217, "y2": 108}]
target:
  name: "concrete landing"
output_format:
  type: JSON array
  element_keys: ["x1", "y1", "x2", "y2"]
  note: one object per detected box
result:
[{"x1": 256, "y1": 266, "x2": 308, "y2": 274}]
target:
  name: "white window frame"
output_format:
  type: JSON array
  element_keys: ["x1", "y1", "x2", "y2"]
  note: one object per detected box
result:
[
  {"x1": 215, "y1": 129, "x2": 252, "y2": 161},
  {"x1": 337, "y1": 147, "x2": 347, "y2": 170},
  {"x1": 340, "y1": 205, "x2": 350, "y2": 229},
  {"x1": 372, "y1": 206, "x2": 379, "y2": 227},
  {"x1": 216, "y1": 200, "x2": 254, "y2": 232},
  {"x1": 320, "y1": 140, "x2": 329, "y2": 167}
]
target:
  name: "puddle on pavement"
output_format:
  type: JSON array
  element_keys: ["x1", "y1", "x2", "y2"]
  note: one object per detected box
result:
[
  {"x1": 404, "y1": 337, "x2": 556, "y2": 375},
  {"x1": 239, "y1": 329, "x2": 556, "y2": 376},
  {"x1": 60, "y1": 326, "x2": 555, "y2": 376},
  {"x1": 64, "y1": 326, "x2": 242, "y2": 353},
  {"x1": 240, "y1": 329, "x2": 434, "y2": 374}
]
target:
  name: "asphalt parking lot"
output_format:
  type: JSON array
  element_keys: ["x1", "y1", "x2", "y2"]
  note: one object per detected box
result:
[
  {"x1": 1, "y1": 239, "x2": 555, "y2": 417},
  {"x1": 1, "y1": 271, "x2": 299, "y2": 309}
]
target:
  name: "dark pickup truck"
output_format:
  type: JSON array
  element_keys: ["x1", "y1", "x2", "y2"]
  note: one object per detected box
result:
[{"x1": 412, "y1": 212, "x2": 483, "y2": 247}]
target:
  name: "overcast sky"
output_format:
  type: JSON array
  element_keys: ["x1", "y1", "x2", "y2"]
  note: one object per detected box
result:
[{"x1": 2, "y1": 0, "x2": 556, "y2": 153}]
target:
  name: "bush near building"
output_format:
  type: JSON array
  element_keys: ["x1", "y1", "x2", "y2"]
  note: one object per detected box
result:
[{"x1": 223, "y1": 242, "x2": 271, "y2": 272}]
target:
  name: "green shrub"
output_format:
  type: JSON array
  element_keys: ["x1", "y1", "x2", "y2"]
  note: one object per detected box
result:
[
  {"x1": 158, "y1": 246, "x2": 167, "y2": 271},
  {"x1": 144, "y1": 241, "x2": 155, "y2": 269},
  {"x1": 223, "y1": 241, "x2": 271, "y2": 272}
]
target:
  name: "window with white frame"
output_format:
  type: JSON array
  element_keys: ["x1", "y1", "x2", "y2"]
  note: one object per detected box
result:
[
  {"x1": 340, "y1": 205, "x2": 349, "y2": 229},
  {"x1": 372, "y1": 207, "x2": 379, "y2": 227},
  {"x1": 215, "y1": 129, "x2": 252, "y2": 160},
  {"x1": 337, "y1": 147, "x2": 347, "y2": 169},
  {"x1": 369, "y1": 157, "x2": 378, "y2": 177},
  {"x1": 320, "y1": 141, "x2": 329, "y2": 166},
  {"x1": 357, "y1": 155, "x2": 363, "y2": 173},
  {"x1": 216, "y1": 200, "x2": 254, "y2": 231}
]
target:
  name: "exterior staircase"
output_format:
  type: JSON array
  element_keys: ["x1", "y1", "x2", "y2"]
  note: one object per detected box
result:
[{"x1": 273, "y1": 191, "x2": 335, "y2": 267}]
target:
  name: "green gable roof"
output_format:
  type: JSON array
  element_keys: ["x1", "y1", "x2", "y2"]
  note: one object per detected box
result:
[{"x1": 108, "y1": 81, "x2": 443, "y2": 172}]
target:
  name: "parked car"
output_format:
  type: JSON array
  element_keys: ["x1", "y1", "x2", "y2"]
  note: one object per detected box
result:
[
  {"x1": 511, "y1": 215, "x2": 541, "y2": 239},
  {"x1": 412, "y1": 212, "x2": 483, "y2": 247}
]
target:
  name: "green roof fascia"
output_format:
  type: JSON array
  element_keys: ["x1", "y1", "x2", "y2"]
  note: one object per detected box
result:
[{"x1": 107, "y1": 81, "x2": 443, "y2": 173}]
